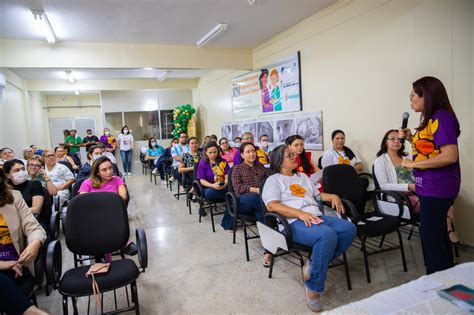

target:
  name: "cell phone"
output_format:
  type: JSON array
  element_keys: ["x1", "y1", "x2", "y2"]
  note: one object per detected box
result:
[{"x1": 218, "y1": 182, "x2": 225, "y2": 186}]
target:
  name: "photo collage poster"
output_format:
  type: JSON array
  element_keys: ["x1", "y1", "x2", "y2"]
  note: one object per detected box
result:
[{"x1": 221, "y1": 111, "x2": 323, "y2": 150}]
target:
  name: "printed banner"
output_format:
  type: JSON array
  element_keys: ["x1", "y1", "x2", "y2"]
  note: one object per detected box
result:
[{"x1": 232, "y1": 52, "x2": 302, "y2": 118}]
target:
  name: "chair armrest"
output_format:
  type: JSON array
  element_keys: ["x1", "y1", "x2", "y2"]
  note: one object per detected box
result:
[
  {"x1": 53, "y1": 195, "x2": 60, "y2": 212},
  {"x1": 225, "y1": 192, "x2": 239, "y2": 218},
  {"x1": 34, "y1": 245, "x2": 46, "y2": 285},
  {"x1": 264, "y1": 212, "x2": 293, "y2": 244},
  {"x1": 192, "y1": 180, "x2": 204, "y2": 199},
  {"x1": 136, "y1": 228, "x2": 148, "y2": 272},
  {"x1": 49, "y1": 210, "x2": 60, "y2": 241},
  {"x1": 340, "y1": 198, "x2": 358, "y2": 222},
  {"x1": 45, "y1": 240, "x2": 62, "y2": 289},
  {"x1": 372, "y1": 189, "x2": 404, "y2": 218}
]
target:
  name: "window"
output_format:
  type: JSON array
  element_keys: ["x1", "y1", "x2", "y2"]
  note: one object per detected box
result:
[
  {"x1": 160, "y1": 110, "x2": 174, "y2": 140},
  {"x1": 123, "y1": 111, "x2": 160, "y2": 141},
  {"x1": 104, "y1": 112, "x2": 123, "y2": 136}
]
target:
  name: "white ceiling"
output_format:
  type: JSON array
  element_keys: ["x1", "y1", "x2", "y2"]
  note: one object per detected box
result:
[
  {"x1": 0, "y1": 0, "x2": 337, "y2": 49},
  {"x1": 10, "y1": 68, "x2": 208, "y2": 80}
]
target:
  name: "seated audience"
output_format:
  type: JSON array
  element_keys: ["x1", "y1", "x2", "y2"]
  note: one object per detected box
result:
[
  {"x1": 1, "y1": 147, "x2": 26, "y2": 167},
  {"x1": 233, "y1": 136, "x2": 242, "y2": 148},
  {"x1": 219, "y1": 137, "x2": 238, "y2": 167},
  {"x1": 153, "y1": 138, "x2": 178, "y2": 183},
  {"x1": 374, "y1": 129, "x2": 458, "y2": 243},
  {"x1": 27, "y1": 156, "x2": 58, "y2": 196},
  {"x1": 233, "y1": 132, "x2": 269, "y2": 167},
  {"x1": 201, "y1": 135, "x2": 210, "y2": 150},
  {"x1": 77, "y1": 145, "x2": 103, "y2": 179},
  {"x1": 145, "y1": 137, "x2": 164, "y2": 173},
  {"x1": 23, "y1": 147, "x2": 35, "y2": 161},
  {"x1": 97, "y1": 143, "x2": 116, "y2": 164},
  {"x1": 30, "y1": 145, "x2": 43, "y2": 157},
  {"x1": 179, "y1": 137, "x2": 204, "y2": 189},
  {"x1": 321, "y1": 129, "x2": 363, "y2": 173},
  {"x1": 197, "y1": 142, "x2": 233, "y2": 230},
  {"x1": 286, "y1": 135, "x2": 318, "y2": 178},
  {"x1": 171, "y1": 132, "x2": 190, "y2": 183},
  {"x1": 209, "y1": 134, "x2": 218, "y2": 143},
  {"x1": 55, "y1": 145, "x2": 78, "y2": 171},
  {"x1": 3, "y1": 160, "x2": 45, "y2": 225},
  {"x1": 0, "y1": 169, "x2": 48, "y2": 315},
  {"x1": 43, "y1": 148, "x2": 75, "y2": 206},
  {"x1": 99, "y1": 127, "x2": 117, "y2": 155},
  {"x1": 262, "y1": 145, "x2": 356, "y2": 312},
  {"x1": 259, "y1": 134, "x2": 271, "y2": 154}
]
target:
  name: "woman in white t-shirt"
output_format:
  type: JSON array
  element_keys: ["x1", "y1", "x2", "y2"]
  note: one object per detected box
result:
[
  {"x1": 117, "y1": 126, "x2": 134, "y2": 176},
  {"x1": 262, "y1": 145, "x2": 356, "y2": 312},
  {"x1": 321, "y1": 130, "x2": 363, "y2": 173}
]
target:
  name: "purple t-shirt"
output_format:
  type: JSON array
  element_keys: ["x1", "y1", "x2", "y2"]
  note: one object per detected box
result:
[
  {"x1": 412, "y1": 110, "x2": 461, "y2": 198},
  {"x1": 196, "y1": 160, "x2": 229, "y2": 184},
  {"x1": 79, "y1": 176, "x2": 125, "y2": 193}
]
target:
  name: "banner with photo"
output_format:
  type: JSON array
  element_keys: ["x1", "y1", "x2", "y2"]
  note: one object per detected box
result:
[
  {"x1": 221, "y1": 111, "x2": 323, "y2": 150},
  {"x1": 232, "y1": 52, "x2": 302, "y2": 118}
]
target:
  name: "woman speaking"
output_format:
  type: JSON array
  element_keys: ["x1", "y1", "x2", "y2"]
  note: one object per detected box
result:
[{"x1": 400, "y1": 76, "x2": 461, "y2": 274}]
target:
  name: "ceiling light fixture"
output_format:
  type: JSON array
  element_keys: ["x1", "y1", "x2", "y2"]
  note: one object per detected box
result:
[
  {"x1": 65, "y1": 71, "x2": 75, "y2": 83},
  {"x1": 248, "y1": 0, "x2": 257, "y2": 6},
  {"x1": 31, "y1": 10, "x2": 56, "y2": 44},
  {"x1": 196, "y1": 23, "x2": 228, "y2": 48},
  {"x1": 74, "y1": 91, "x2": 80, "y2": 95},
  {"x1": 143, "y1": 68, "x2": 154, "y2": 70},
  {"x1": 158, "y1": 70, "x2": 171, "y2": 81}
]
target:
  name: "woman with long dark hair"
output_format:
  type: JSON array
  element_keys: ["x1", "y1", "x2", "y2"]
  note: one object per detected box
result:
[
  {"x1": 117, "y1": 125, "x2": 134, "y2": 176},
  {"x1": 286, "y1": 135, "x2": 318, "y2": 178},
  {"x1": 399, "y1": 76, "x2": 461, "y2": 274},
  {"x1": 321, "y1": 130, "x2": 363, "y2": 173}
]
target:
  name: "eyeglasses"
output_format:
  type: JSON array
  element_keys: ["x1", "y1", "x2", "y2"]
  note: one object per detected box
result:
[
  {"x1": 28, "y1": 164, "x2": 42, "y2": 168},
  {"x1": 386, "y1": 137, "x2": 404, "y2": 142},
  {"x1": 45, "y1": 154, "x2": 55, "y2": 158}
]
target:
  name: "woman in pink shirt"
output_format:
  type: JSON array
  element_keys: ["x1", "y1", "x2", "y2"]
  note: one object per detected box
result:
[
  {"x1": 79, "y1": 156, "x2": 127, "y2": 200},
  {"x1": 219, "y1": 138, "x2": 238, "y2": 167}
]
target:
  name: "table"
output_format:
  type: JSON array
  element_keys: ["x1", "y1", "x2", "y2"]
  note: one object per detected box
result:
[{"x1": 325, "y1": 262, "x2": 474, "y2": 314}]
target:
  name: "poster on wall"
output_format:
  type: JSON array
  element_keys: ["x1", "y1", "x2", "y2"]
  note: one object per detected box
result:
[
  {"x1": 232, "y1": 52, "x2": 302, "y2": 118},
  {"x1": 221, "y1": 110, "x2": 323, "y2": 150}
]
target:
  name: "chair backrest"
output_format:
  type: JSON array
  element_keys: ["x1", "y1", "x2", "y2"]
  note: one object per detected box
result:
[
  {"x1": 65, "y1": 192, "x2": 129, "y2": 255},
  {"x1": 227, "y1": 167, "x2": 234, "y2": 194},
  {"x1": 112, "y1": 163, "x2": 121, "y2": 177},
  {"x1": 317, "y1": 156, "x2": 323, "y2": 170},
  {"x1": 40, "y1": 187, "x2": 53, "y2": 228},
  {"x1": 322, "y1": 164, "x2": 366, "y2": 215},
  {"x1": 71, "y1": 177, "x2": 87, "y2": 198},
  {"x1": 371, "y1": 165, "x2": 381, "y2": 190},
  {"x1": 58, "y1": 160, "x2": 74, "y2": 174}
]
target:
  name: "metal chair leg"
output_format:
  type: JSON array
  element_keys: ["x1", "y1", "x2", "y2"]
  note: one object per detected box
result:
[
  {"x1": 232, "y1": 217, "x2": 237, "y2": 244},
  {"x1": 244, "y1": 223, "x2": 250, "y2": 261},
  {"x1": 361, "y1": 236, "x2": 371, "y2": 283},
  {"x1": 62, "y1": 296, "x2": 69, "y2": 315},
  {"x1": 72, "y1": 297, "x2": 78, "y2": 315},
  {"x1": 268, "y1": 254, "x2": 275, "y2": 278},
  {"x1": 396, "y1": 229, "x2": 408, "y2": 272},
  {"x1": 210, "y1": 203, "x2": 216, "y2": 233},
  {"x1": 379, "y1": 235, "x2": 385, "y2": 248},
  {"x1": 132, "y1": 281, "x2": 140, "y2": 315},
  {"x1": 343, "y1": 252, "x2": 352, "y2": 290}
]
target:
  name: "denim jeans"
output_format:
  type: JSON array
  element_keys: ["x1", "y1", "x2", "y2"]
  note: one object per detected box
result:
[
  {"x1": 0, "y1": 269, "x2": 33, "y2": 314},
  {"x1": 419, "y1": 196, "x2": 454, "y2": 274},
  {"x1": 120, "y1": 150, "x2": 132, "y2": 173},
  {"x1": 290, "y1": 215, "x2": 356, "y2": 294},
  {"x1": 238, "y1": 192, "x2": 264, "y2": 223},
  {"x1": 203, "y1": 187, "x2": 233, "y2": 230}
]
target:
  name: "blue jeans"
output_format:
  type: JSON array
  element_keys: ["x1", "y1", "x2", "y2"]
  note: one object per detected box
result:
[
  {"x1": 120, "y1": 150, "x2": 132, "y2": 173},
  {"x1": 0, "y1": 269, "x2": 33, "y2": 314},
  {"x1": 203, "y1": 187, "x2": 233, "y2": 230},
  {"x1": 290, "y1": 215, "x2": 356, "y2": 294},
  {"x1": 238, "y1": 192, "x2": 264, "y2": 223}
]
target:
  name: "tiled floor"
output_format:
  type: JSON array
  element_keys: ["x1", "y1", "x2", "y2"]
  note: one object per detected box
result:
[{"x1": 36, "y1": 169, "x2": 474, "y2": 314}]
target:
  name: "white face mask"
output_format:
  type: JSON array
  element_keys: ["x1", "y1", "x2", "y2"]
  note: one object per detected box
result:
[
  {"x1": 105, "y1": 131, "x2": 110, "y2": 136},
  {"x1": 151, "y1": 142, "x2": 157, "y2": 147},
  {"x1": 92, "y1": 154, "x2": 102, "y2": 161},
  {"x1": 12, "y1": 170, "x2": 28, "y2": 185},
  {"x1": 261, "y1": 140, "x2": 269, "y2": 148},
  {"x1": 123, "y1": 129, "x2": 129, "y2": 134}
]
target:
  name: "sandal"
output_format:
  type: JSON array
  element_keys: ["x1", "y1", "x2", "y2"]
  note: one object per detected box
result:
[{"x1": 263, "y1": 253, "x2": 272, "y2": 268}]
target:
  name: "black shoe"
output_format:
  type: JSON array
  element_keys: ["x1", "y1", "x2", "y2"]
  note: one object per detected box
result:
[
  {"x1": 199, "y1": 208, "x2": 207, "y2": 217},
  {"x1": 124, "y1": 242, "x2": 138, "y2": 256}
]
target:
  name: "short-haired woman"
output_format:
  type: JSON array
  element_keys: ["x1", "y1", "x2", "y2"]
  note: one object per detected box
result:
[
  {"x1": 262, "y1": 145, "x2": 356, "y2": 312},
  {"x1": 399, "y1": 76, "x2": 461, "y2": 274}
]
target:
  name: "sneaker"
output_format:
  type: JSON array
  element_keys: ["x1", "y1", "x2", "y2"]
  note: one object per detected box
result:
[
  {"x1": 160, "y1": 180, "x2": 167, "y2": 185},
  {"x1": 304, "y1": 286, "x2": 323, "y2": 312},
  {"x1": 152, "y1": 168, "x2": 158, "y2": 175},
  {"x1": 128, "y1": 172, "x2": 132, "y2": 176},
  {"x1": 168, "y1": 176, "x2": 175, "y2": 182}
]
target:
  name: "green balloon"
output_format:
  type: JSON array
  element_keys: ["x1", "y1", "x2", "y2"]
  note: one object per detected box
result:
[{"x1": 190, "y1": 108, "x2": 196, "y2": 114}]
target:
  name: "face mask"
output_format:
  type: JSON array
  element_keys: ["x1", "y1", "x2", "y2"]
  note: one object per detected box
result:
[
  {"x1": 261, "y1": 141, "x2": 269, "y2": 148},
  {"x1": 92, "y1": 154, "x2": 102, "y2": 161},
  {"x1": 151, "y1": 142, "x2": 157, "y2": 147},
  {"x1": 105, "y1": 131, "x2": 110, "y2": 136},
  {"x1": 123, "y1": 129, "x2": 129, "y2": 134},
  {"x1": 12, "y1": 170, "x2": 28, "y2": 185}
]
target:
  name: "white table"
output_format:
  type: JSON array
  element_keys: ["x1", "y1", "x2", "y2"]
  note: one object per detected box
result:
[{"x1": 325, "y1": 262, "x2": 474, "y2": 314}]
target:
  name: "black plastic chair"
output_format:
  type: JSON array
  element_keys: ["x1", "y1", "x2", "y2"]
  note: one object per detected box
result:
[
  {"x1": 193, "y1": 179, "x2": 226, "y2": 233},
  {"x1": 225, "y1": 168, "x2": 260, "y2": 261},
  {"x1": 45, "y1": 192, "x2": 147, "y2": 314},
  {"x1": 323, "y1": 164, "x2": 407, "y2": 283},
  {"x1": 58, "y1": 160, "x2": 75, "y2": 175},
  {"x1": 258, "y1": 178, "x2": 353, "y2": 290}
]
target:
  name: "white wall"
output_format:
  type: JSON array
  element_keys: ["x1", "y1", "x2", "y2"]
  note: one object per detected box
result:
[{"x1": 194, "y1": 0, "x2": 474, "y2": 244}]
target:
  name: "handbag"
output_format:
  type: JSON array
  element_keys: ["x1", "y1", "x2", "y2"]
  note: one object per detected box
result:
[{"x1": 85, "y1": 263, "x2": 110, "y2": 309}]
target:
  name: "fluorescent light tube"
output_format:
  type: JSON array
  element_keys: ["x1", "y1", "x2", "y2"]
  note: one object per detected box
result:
[
  {"x1": 158, "y1": 70, "x2": 170, "y2": 81},
  {"x1": 196, "y1": 23, "x2": 228, "y2": 48},
  {"x1": 32, "y1": 10, "x2": 56, "y2": 44},
  {"x1": 66, "y1": 71, "x2": 75, "y2": 83}
]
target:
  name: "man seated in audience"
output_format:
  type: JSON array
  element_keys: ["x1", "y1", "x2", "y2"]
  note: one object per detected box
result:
[
  {"x1": 178, "y1": 137, "x2": 204, "y2": 202},
  {"x1": 43, "y1": 148, "x2": 75, "y2": 206},
  {"x1": 170, "y1": 132, "x2": 190, "y2": 183},
  {"x1": 0, "y1": 147, "x2": 27, "y2": 167},
  {"x1": 55, "y1": 145, "x2": 79, "y2": 171},
  {"x1": 82, "y1": 128, "x2": 100, "y2": 152},
  {"x1": 232, "y1": 132, "x2": 269, "y2": 167},
  {"x1": 27, "y1": 155, "x2": 58, "y2": 196},
  {"x1": 23, "y1": 147, "x2": 35, "y2": 162},
  {"x1": 97, "y1": 143, "x2": 117, "y2": 164}
]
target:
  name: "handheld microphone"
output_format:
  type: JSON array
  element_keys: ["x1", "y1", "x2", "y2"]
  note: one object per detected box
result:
[{"x1": 401, "y1": 112, "x2": 410, "y2": 143}]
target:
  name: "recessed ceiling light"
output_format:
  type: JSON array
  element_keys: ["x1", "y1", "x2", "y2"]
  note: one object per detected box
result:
[
  {"x1": 143, "y1": 68, "x2": 154, "y2": 70},
  {"x1": 74, "y1": 91, "x2": 80, "y2": 95},
  {"x1": 31, "y1": 10, "x2": 56, "y2": 44}
]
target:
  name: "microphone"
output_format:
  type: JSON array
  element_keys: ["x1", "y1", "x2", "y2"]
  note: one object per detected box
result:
[{"x1": 401, "y1": 112, "x2": 409, "y2": 143}]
